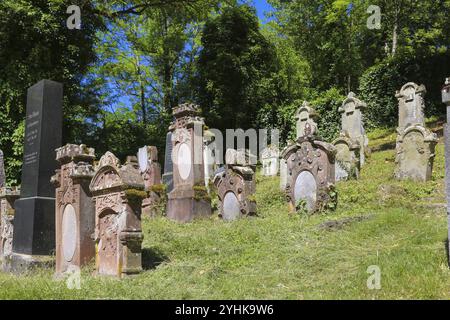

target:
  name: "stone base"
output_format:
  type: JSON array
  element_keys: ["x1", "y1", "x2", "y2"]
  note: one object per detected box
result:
[
  {"x1": 3, "y1": 252, "x2": 54, "y2": 274},
  {"x1": 12, "y1": 197, "x2": 55, "y2": 255},
  {"x1": 167, "y1": 190, "x2": 211, "y2": 223}
]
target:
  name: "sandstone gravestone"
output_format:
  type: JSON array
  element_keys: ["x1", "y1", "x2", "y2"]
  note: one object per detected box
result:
[
  {"x1": 166, "y1": 104, "x2": 212, "y2": 222},
  {"x1": 162, "y1": 132, "x2": 174, "y2": 193},
  {"x1": 336, "y1": 92, "x2": 369, "y2": 166},
  {"x1": 282, "y1": 122, "x2": 337, "y2": 213},
  {"x1": 279, "y1": 157, "x2": 288, "y2": 191},
  {"x1": 51, "y1": 144, "x2": 96, "y2": 276},
  {"x1": 203, "y1": 130, "x2": 217, "y2": 189},
  {"x1": 90, "y1": 153, "x2": 145, "y2": 277},
  {"x1": 0, "y1": 187, "x2": 20, "y2": 269},
  {"x1": 138, "y1": 146, "x2": 162, "y2": 217},
  {"x1": 261, "y1": 146, "x2": 279, "y2": 177},
  {"x1": 395, "y1": 82, "x2": 438, "y2": 181},
  {"x1": 441, "y1": 77, "x2": 450, "y2": 262},
  {"x1": 295, "y1": 101, "x2": 319, "y2": 139},
  {"x1": 214, "y1": 149, "x2": 257, "y2": 221},
  {"x1": 0, "y1": 150, "x2": 5, "y2": 188},
  {"x1": 12, "y1": 80, "x2": 62, "y2": 270}
]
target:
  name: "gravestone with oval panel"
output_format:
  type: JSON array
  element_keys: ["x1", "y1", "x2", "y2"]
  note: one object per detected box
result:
[
  {"x1": 282, "y1": 122, "x2": 337, "y2": 213},
  {"x1": 138, "y1": 146, "x2": 162, "y2": 217},
  {"x1": 0, "y1": 187, "x2": 20, "y2": 269},
  {"x1": 213, "y1": 149, "x2": 256, "y2": 221},
  {"x1": 166, "y1": 104, "x2": 212, "y2": 222},
  {"x1": 90, "y1": 152, "x2": 146, "y2": 278},
  {"x1": 395, "y1": 82, "x2": 438, "y2": 181},
  {"x1": 51, "y1": 144, "x2": 96, "y2": 276}
]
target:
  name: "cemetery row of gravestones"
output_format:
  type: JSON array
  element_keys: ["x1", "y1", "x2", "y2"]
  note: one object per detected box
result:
[{"x1": 0, "y1": 78, "x2": 446, "y2": 279}]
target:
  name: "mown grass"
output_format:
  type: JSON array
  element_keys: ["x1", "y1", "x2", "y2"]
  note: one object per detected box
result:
[{"x1": 0, "y1": 124, "x2": 449, "y2": 299}]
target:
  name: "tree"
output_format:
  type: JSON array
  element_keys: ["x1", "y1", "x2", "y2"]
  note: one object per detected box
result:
[{"x1": 196, "y1": 4, "x2": 278, "y2": 131}]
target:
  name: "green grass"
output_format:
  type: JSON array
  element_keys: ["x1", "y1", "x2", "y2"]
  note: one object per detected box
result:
[{"x1": 0, "y1": 124, "x2": 449, "y2": 299}]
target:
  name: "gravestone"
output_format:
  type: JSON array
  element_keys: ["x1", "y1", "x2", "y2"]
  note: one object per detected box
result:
[
  {"x1": 138, "y1": 146, "x2": 162, "y2": 217},
  {"x1": 442, "y1": 77, "x2": 450, "y2": 263},
  {"x1": 337, "y1": 92, "x2": 369, "y2": 166},
  {"x1": 51, "y1": 144, "x2": 95, "y2": 276},
  {"x1": 396, "y1": 82, "x2": 426, "y2": 132},
  {"x1": 261, "y1": 146, "x2": 279, "y2": 177},
  {"x1": 89, "y1": 152, "x2": 145, "y2": 278},
  {"x1": 166, "y1": 104, "x2": 212, "y2": 223},
  {"x1": 203, "y1": 130, "x2": 217, "y2": 189},
  {"x1": 282, "y1": 122, "x2": 337, "y2": 213},
  {"x1": 279, "y1": 157, "x2": 288, "y2": 191},
  {"x1": 213, "y1": 149, "x2": 256, "y2": 221},
  {"x1": 11, "y1": 80, "x2": 62, "y2": 270},
  {"x1": 395, "y1": 82, "x2": 438, "y2": 181},
  {"x1": 162, "y1": 132, "x2": 174, "y2": 193},
  {"x1": 333, "y1": 135, "x2": 360, "y2": 181},
  {"x1": 0, "y1": 187, "x2": 20, "y2": 270},
  {"x1": 0, "y1": 150, "x2": 5, "y2": 188},
  {"x1": 295, "y1": 101, "x2": 318, "y2": 138}
]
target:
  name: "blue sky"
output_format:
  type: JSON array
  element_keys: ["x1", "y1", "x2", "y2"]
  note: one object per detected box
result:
[{"x1": 253, "y1": 0, "x2": 274, "y2": 23}]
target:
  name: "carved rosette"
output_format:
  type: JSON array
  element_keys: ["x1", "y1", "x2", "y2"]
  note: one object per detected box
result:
[{"x1": 281, "y1": 136, "x2": 337, "y2": 213}]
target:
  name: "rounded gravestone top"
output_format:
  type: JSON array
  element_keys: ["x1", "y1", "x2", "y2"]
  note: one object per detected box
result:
[
  {"x1": 222, "y1": 192, "x2": 240, "y2": 221},
  {"x1": 138, "y1": 147, "x2": 149, "y2": 172},
  {"x1": 294, "y1": 171, "x2": 317, "y2": 212},
  {"x1": 177, "y1": 143, "x2": 192, "y2": 180},
  {"x1": 62, "y1": 204, "x2": 77, "y2": 263}
]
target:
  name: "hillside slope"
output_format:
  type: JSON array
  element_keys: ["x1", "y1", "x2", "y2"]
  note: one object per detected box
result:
[{"x1": 0, "y1": 122, "x2": 449, "y2": 299}]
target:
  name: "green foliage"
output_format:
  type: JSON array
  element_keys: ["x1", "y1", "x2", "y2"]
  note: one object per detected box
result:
[
  {"x1": 196, "y1": 4, "x2": 278, "y2": 131},
  {"x1": 359, "y1": 51, "x2": 450, "y2": 129}
]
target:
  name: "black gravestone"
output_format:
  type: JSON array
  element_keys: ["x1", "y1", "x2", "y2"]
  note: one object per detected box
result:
[
  {"x1": 162, "y1": 132, "x2": 174, "y2": 192},
  {"x1": 12, "y1": 80, "x2": 62, "y2": 257}
]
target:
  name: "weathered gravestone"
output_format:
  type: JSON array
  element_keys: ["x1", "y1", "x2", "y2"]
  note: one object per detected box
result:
[
  {"x1": 394, "y1": 82, "x2": 438, "y2": 181},
  {"x1": 296, "y1": 101, "x2": 319, "y2": 139},
  {"x1": 162, "y1": 132, "x2": 174, "y2": 193},
  {"x1": 261, "y1": 146, "x2": 279, "y2": 177},
  {"x1": 213, "y1": 149, "x2": 257, "y2": 221},
  {"x1": 138, "y1": 146, "x2": 163, "y2": 217},
  {"x1": 441, "y1": 77, "x2": 450, "y2": 263},
  {"x1": 166, "y1": 104, "x2": 212, "y2": 223},
  {"x1": 89, "y1": 152, "x2": 145, "y2": 277},
  {"x1": 332, "y1": 93, "x2": 369, "y2": 181},
  {"x1": 11, "y1": 80, "x2": 62, "y2": 270},
  {"x1": 282, "y1": 111, "x2": 337, "y2": 213},
  {"x1": 0, "y1": 187, "x2": 20, "y2": 269},
  {"x1": 0, "y1": 150, "x2": 5, "y2": 188},
  {"x1": 51, "y1": 144, "x2": 95, "y2": 276},
  {"x1": 203, "y1": 130, "x2": 217, "y2": 189}
]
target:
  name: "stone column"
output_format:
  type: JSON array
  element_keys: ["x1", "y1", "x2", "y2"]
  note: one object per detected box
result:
[
  {"x1": 51, "y1": 144, "x2": 95, "y2": 276},
  {"x1": 11, "y1": 80, "x2": 63, "y2": 272}
]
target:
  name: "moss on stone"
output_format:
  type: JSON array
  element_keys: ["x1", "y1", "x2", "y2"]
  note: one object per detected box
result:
[{"x1": 125, "y1": 188, "x2": 147, "y2": 202}]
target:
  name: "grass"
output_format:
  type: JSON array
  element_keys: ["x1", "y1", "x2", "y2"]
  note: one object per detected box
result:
[{"x1": 0, "y1": 123, "x2": 449, "y2": 299}]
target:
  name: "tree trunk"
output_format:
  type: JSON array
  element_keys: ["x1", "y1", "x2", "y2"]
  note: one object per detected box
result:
[{"x1": 392, "y1": 22, "x2": 398, "y2": 56}]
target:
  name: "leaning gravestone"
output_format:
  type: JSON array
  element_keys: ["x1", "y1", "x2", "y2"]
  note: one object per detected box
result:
[
  {"x1": 51, "y1": 144, "x2": 95, "y2": 277},
  {"x1": 394, "y1": 82, "x2": 438, "y2": 181},
  {"x1": 261, "y1": 146, "x2": 279, "y2": 177},
  {"x1": 89, "y1": 153, "x2": 145, "y2": 278},
  {"x1": 213, "y1": 149, "x2": 257, "y2": 221},
  {"x1": 166, "y1": 104, "x2": 212, "y2": 222},
  {"x1": 441, "y1": 77, "x2": 450, "y2": 263},
  {"x1": 162, "y1": 132, "x2": 174, "y2": 193},
  {"x1": 333, "y1": 135, "x2": 360, "y2": 181},
  {"x1": 282, "y1": 105, "x2": 337, "y2": 213},
  {"x1": 11, "y1": 80, "x2": 62, "y2": 271},
  {"x1": 0, "y1": 187, "x2": 20, "y2": 270}
]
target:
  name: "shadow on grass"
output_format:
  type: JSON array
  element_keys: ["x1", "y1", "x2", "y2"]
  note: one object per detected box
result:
[
  {"x1": 371, "y1": 141, "x2": 396, "y2": 152},
  {"x1": 142, "y1": 248, "x2": 169, "y2": 270}
]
